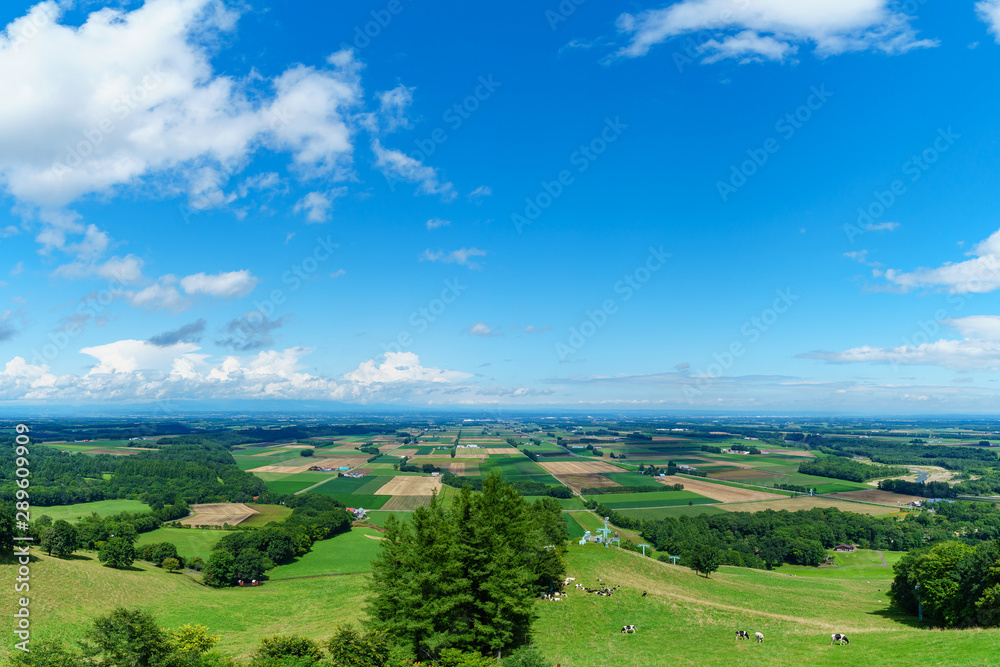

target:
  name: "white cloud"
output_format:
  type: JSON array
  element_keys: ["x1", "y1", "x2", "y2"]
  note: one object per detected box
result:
[
  {"x1": 124, "y1": 276, "x2": 189, "y2": 313},
  {"x1": 80, "y1": 339, "x2": 203, "y2": 374},
  {"x1": 372, "y1": 139, "x2": 456, "y2": 200},
  {"x1": 294, "y1": 191, "x2": 333, "y2": 223},
  {"x1": 426, "y1": 218, "x2": 451, "y2": 230},
  {"x1": 467, "y1": 185, "x2": 492, "y2": 203},
  {"x1": 977, "y1": 0, "x2": 1000, "y2": 41},
  {"x1": 465, "y1": 322, "x2": 501, "y2": 337},
  {"x1": 179, "y1": 270, "x2": 258, "y2": 298},
  {"x1": 0, "y1": 0, "x2": 362, "y2": 211},
  {"x1": 866, "y1": 221, "x2": 900, "y2": 232},
  {"x1": 330, "y1": 268, "x2": 346, "y2": 279},
  {"x1": 614, "y1": 0, "x2": 937, "y2": 63},
  {"x1": 797, "y1": 316, "x2": 1000, "y2": 371},
  {"x1": 421, "y1": 247, "x2": 487, "y2": 269},
  {"x1": 376, "y1": 84, "x2": 414, "y2": 132},
  {"x1": 343, "y1": 351, "x2": 472, "y2": 388},
  {"x1": 882, "y1": 227, "x2": 1000, "y2": 294}
]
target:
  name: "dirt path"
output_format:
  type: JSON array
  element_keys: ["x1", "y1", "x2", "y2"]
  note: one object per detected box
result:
[{"x1": 877, "y1": 551, "x2": 887, "y2": 566}]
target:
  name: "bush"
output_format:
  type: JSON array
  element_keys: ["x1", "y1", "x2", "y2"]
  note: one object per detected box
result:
[
  {"x1": 300, "y1": 449, "x2": 315, "y2": 457},
  {"x1": 252, "y1": 635, "x2": 323, "y2": 664},
  {"x1": 324, "y1": 624, "x2": 394, "y2": 667},
  {"x1": 98, "y1": 537, "x2": 136, "y2": 569},
  {"x1": 502, "y1": 647, "x2": 554, "y2": 667}
]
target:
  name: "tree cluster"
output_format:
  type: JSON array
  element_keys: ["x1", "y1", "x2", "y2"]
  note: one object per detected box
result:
[
  {"x1": 368, "y1": 474, "x2": 568, "y2": 661},
  {"x1": 798, "y1": 456, "x2": 909, "y2": 483}
]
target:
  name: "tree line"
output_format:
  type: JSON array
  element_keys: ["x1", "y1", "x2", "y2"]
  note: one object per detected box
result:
[{"x1": 798, "y1": 456, "x2": 909, "y2": 483}]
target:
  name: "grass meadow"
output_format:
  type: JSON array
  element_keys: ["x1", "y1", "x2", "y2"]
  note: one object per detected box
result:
[
  {"x1": 135, "y1": 527, "x2": 234, "y2": 562},
  {"x1": 34, "y1": 499, "x2": 150, "y2": 522}
]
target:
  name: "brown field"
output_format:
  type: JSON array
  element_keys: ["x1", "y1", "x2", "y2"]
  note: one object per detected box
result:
[
  {"x1": 655, "y1": 476, "x2": 784, "y2": 502},
  {"x1": 561, "y1": 474, "x2": 620, "y2": 491},
  {"x1": 252, "y1": 449, "x2": 294, "y2": 457},
  {"x1": 380, "y1": 495, "x2": 433, "y2": 511},
  {"x1": 375, "y1": 476, "x2": 444, "y2": 496},
  {"x1": 443, "y1": 461, "x2": 467, "y2": 474},
  {"x1": 248, "y1": 457, "x2": 363, "y2": 474},
  {"x1": 708, "y1": 469, "x2": 782, "y2": 481},
  {"x1": 538, "y1": 461, "x2": 625, "y2": 475},
  {"x1": 720, "y1": 496, "x2": 902, "y2": 515},
  {"x1": 86, "y1": 448, "x2": 141, "y2": 456},
  {"x1": 392, "y1": 448, "x2": 419, "y2": 458},
  {"x1": 769, "y1": 449, "x2": 815, "y2": 457},
  {"x1": 651, "y1": 436, "x2": 692, "y2": 442},
  {"x1": 687, "y1": 455, "x2": 754, "y2": 468},
  {"x1": 180, "y1": 503, "x2": 258, "y2": 527},
  {"x1": 486, "y1": 448, "x2": 519, "y2": 455},
  {"x1": 828, "y1": 489, "x2": 925, "y2": 505},
  {"x1": 455, "y1": 448, "x2": 489, "y2": 459}
]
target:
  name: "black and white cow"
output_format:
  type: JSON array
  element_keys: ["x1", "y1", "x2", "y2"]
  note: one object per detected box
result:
[
  {"x1": 735, "y1": 630, "x2": 750, "y2": 640},
  {"x1": 831, "y1": 633, "x2": 849, "y2": 645},
  {"x1": 621, "y1": 625, "x2": 636, "y2": 634},
  {"x1": 755, "y1": 632, "x2": 764, "y2": 643}
]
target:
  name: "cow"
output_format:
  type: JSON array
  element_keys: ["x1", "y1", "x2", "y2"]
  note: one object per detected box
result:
[
  {"x1": 755, "y1": 632, "x2": 764, "y2": 643},
  {"x1": 736, "y1": 630, "x2": 750, "y2": 640},
  {"x1": 831, "y1": 633, "x2": 849, "y2": 645},
  {"x1": 621, "y1": 625, "x2": 636, "y2": 634}
]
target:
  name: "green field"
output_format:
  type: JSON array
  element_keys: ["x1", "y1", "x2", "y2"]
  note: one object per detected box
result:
[
  {"x1": 304, "y1": 491, "x2": 389, "y2": 509},
  {"x1": 33, "y1": 499, "x2": 150, "y2": 522},
  {"x1": 135, "y1": 527, "x2": 233, "y2": 562},
  {"x1": 616, "y1": 505, "x2": 728, "y2": 520},
  {"x1": 240, "y1": 504, "x2": 293, "y2": 527},
  {"x1": 584, "y1": 490, "x2": 717, "y2": 509},
  {"x1": 267, "y1": 528, "x2": 384, "y2": 579}
]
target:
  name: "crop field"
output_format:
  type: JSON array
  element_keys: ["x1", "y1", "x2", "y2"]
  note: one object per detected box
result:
[
  {"x1": 659, "y1": 475, "x2": 786, "y2": 502},
  {"x1": 616, "y1": 505, "x2": 729, "y2": 520},
  {"x1": 304, "y1": 491, "x2": 389, "y2": 508},
  {"x1": 135, "y1": 527, "x2": 233, "y2": 561},
  {"x1": 180, "y1": 503, "x2": 258, "y2": 527},
  {"x1": 720, "y1": 496, "x2": 903, "y2": 515},
  {"x1": 239, "y1": 504, "x2": 293, "y2": 527},
  {"x1": 455, "y1": 447, "x2": 490, "y2": 458},
  {"x1": 562, "y1": 474, "x2": 620, "y2": 491},
  {"x1": 375, "y1": 475, "x2": 443, "y2": 496},
  {"x1": 33, "y1": 499, "x2": 150, "y2": 522},
  {"x1": 539, "y1": 461, "x2": 627, "y2": 475},
  {"x1": 380, "y1": 495, "x2": 433, "y2": 510},
  {"x1": 585, "y1": 490, "x2": 717, "y2": 509}
]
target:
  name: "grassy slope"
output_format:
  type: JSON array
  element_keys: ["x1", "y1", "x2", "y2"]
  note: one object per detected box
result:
[
  {"x1": 135, "y1": 528, "x2": 233, "y2": 562},
  {"x1": 534, "y1": 546, "x2": 999, "y2": 667},
  {"x1": 268, "y1": 528, "x2": 383, "y2": 579},
  {"x1": 33, "y1": 499, "x2": 150, "y2": 522}
]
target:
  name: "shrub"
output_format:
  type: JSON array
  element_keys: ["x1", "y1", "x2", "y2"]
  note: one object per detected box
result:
[{"x1": 252, "y1": 635, "x2": 323, "y2": 664}]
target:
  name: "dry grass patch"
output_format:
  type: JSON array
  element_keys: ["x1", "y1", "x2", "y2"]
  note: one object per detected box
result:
[
  {"x1": 656, "y1": 476, "x2": 784, "y2": 502},
  {"x1": 444, "y1": 461, "x2": 466, "y2": 474},
  {"x1": 828, "y1": 489, "x2": 925, "y2": 505},
  {"x1": 485, "y1": 448, "x2": 519, "y2": 455},
  {"x1": 381, "y1": 496, "x2": 433, "y2": 510},
  {"x1": 721, "y1": 496, "x2": 902, "y2": 515},
  {"x1": 180, "y1": 503, "x2": 257, "y2": 527},
  {"x1": 709, "y1": 469, "x2": 782, "y2": 480},
  {"x1": 375, "y1": 476, "x2": 444, "y2": 496},
  {"x1": 539, "y1": 461, "x2": 625, "y2": 475}
]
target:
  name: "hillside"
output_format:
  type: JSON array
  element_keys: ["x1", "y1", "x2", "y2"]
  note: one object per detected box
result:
[{"x1": 5, "y1": 543, "x2": 999, "y2": 665}]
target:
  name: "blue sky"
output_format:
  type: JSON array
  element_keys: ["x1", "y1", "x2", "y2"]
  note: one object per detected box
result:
[{"x1": 3, "y1": 0, "x2": 1000, "y2": 412}]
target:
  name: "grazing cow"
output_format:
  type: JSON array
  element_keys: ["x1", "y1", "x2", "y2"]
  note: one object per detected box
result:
[
  {"x1": 755, "y1": 632, "x2": 764, "y2": 643},
  {"x1": 831, "y1": 633, "x2": 849, "y2": 645},
  {"x1": 621, "y1": 625, "x2": 636, "y2": 634},
  {"x1": 736, "y1": 630, "x2": 749, "y2": 640}
]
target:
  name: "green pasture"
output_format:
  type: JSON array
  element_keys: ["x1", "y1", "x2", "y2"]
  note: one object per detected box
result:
[
  {"x1": 616, "y1": 505, "x2": 728, "y2": 520},
  {"x1": 268, "y1": 528, "x2": 384, "y2": 579},
  {"x1": 135, "y1": 527, "x2": 233, "y2": 562},
  {"x1": 240, "y1": 504, "x2": 293, "y2": 527},
  {"x1": 304, "y1": 491, "x2": 389, "y2": 509},
  {"x1": 261, "y1": 480, "x2": 314, "y2": 495},
  {"x1": 34, "y1": 499, "x2": 150, "y2": 523}
]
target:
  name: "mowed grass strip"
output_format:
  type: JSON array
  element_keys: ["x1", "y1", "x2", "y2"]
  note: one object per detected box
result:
[
  {"x1": 720, "y1": 496, "x2": 903, "y2": 515},
  {"x1": 616, "y1": 505, "x2": 728, "y2": 520},
  {"x1": 585, "y1": 490, "x2": 716, "y2": 509},
  {"x1": 33, "y1": 499, "x2": 150, "y2": 523}
]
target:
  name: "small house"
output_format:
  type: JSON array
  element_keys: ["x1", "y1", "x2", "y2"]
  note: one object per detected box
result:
[{"x1": 834, "y1": 545, "x2": 856, "y2": 553}]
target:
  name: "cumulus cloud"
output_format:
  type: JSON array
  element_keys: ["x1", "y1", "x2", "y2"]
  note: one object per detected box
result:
[
  {"x1": 881, "y1": 227, "x2": 1000, "y2": 294},
  {"x1": 797, "y1": 316, "x2": 1000, "y2": 371},
  {"x1": 376, "y1": 84, "x2": 415, "y2": 132},
  {"x1": 421, "y1": 247, "x2": 487, "y2": 269},
  {"x1": 0, "y1": 0, "x2": 362, "y2": 211},
  {"x1": 372, "y1": 139, "x2": 456, "y2": 200},
  {"x1": 148, "y1": 319, "x2": 207, "y2": 347},
  {"x1": 614, "y1": 0, "x2": 937, "y2": 63},
  {"x1": 343, "y1": 351, "x2": 472, "y2": 388},
  {"x1": 294, "y1": 191, "x2": 334, "y2": 223}
]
